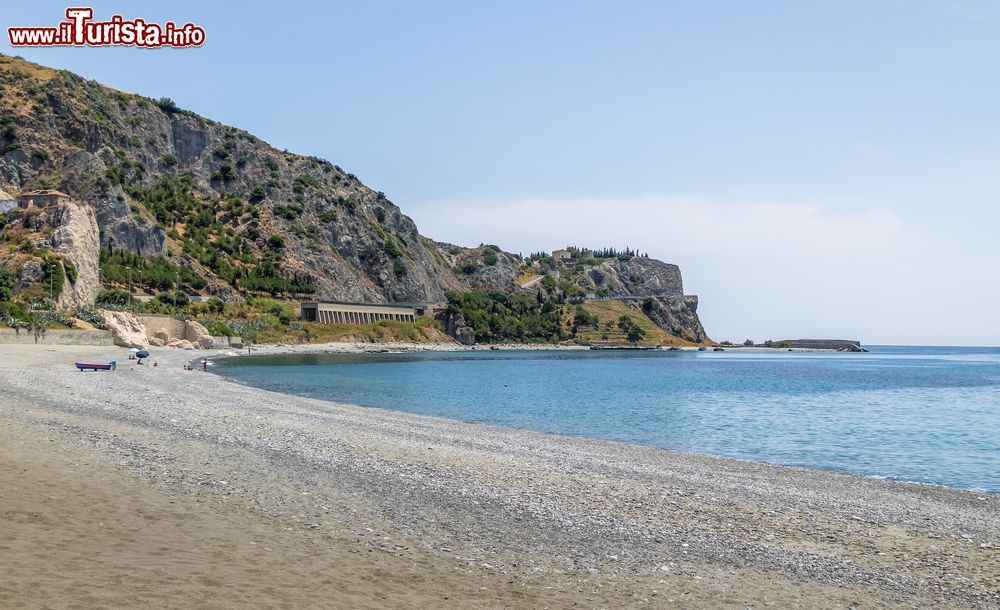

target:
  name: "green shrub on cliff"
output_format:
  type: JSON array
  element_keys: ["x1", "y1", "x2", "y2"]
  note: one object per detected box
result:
[
  {"x1": 0, "y1": 267, "x2": 12, "y2": 302},
  {"x1": 573, "y1": 305, "x2": 598, "y2": 330},
  {"x1": 156, "y1": 97, "x2": 179, "y2": 113},
  {"x1": 99, "y1": 248, "x2": 206, "y2": 292},
  {"x1": 446, "y1": 290, "x2": 565, "y2": 343},
  {"x1": 41, "y1": 255, "x2": 65, "y2": 299},
  {"x1": 618, "y1": 314, "x2": 645, "y2": 343},
  {"x1": 96, "y1": 288, "x2": 135, "y2": 307},
  {"x1": 237, "y1": 261, "x2": 314, "y2": 295},
  {"x1": 383, "y1": 239, "x2": 403, "y2": 258},
  {"x1": 124, "y1": 173, "x2": 198, "y2": 226},
  {"x1": 74, "y1": 306, "x2": 106, "y2": 329},
  {"x1": 156, "y1": 290, "x2": 190, "y2": 307},
  {"x1": 199, "y1": 319, "x2": 234, "y2": 336},
  {"x1": 63, "y1": 258, "x2": 77, "y2": 284},
  {"x1": 1, "y1": 300, "x2": 30, "y2": 327}
]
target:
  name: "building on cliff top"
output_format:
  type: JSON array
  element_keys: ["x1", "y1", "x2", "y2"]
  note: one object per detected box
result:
[
  {"x1": 0, "y1": 189, "x2": 15, "y2": 213},
  {"x1": 551, "y1": 249, "x2": 571, "y2": 260},
  {"x1": 19, "y1": 189, "x2": 70, "y2": 208}
]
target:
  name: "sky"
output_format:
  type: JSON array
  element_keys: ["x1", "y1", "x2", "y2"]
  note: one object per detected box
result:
[{"x1": 3, "y1": 1, "x2": 999, "y2": 345}]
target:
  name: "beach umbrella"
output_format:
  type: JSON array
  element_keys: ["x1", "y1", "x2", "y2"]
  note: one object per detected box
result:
[
  {"x1": 136, "y1": 350, "x2": 150, "y2": 359},
  {"x1": 128, "y1": 347, "x2": 141, "y2": 353}
]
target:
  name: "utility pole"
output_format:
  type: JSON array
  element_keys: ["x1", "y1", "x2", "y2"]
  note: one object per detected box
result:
[
  {"x1": 173, "y1": 271, "x2": 179, "y2": 309},
  {"x1": 126, "y1": 266, "x2": 132, "y2": 304}
]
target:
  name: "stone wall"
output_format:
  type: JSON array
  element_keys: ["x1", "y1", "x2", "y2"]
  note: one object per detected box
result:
[
  {"x1": 211, "y1": 335, "x2": 245, "y2": 349},
  {"x1": 0, "y1": 329, "x2": 114, "y2": 345}
]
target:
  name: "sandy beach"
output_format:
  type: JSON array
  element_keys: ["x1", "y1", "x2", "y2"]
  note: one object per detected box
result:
[{"x1": 1, "y1": 344, "x2": 997, "y2": 609}]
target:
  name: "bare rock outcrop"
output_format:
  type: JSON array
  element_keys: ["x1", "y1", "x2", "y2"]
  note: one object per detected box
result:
[
  {"x1": 439, "y1": 311, "x2": 476, "y2": 345},
  {"x1": 642, "y1": 295, "x2": 708, "y2": 343},
  {"x1": 167, "y1": 339, "x2": 195, "y2": 350},
  {"x1": 127, "y1": 319, "x2": 212, "y2": 349},
  {"x1": 51, "y1": 200, "x2": 100, "y2": 310},
  {"x1": 60, "y1": 150, "x2": 167, "y2": 256},
  {"x1": 18, "y1": 260, "x2": 43, "y2": 289},
  {"x1": 569, "y1": 257, "x2": 708, "y2": 342},
  {"x1": 183, "y1": 319, "x2": 214, "y2": 349},
  {"x1": 455, "y1": 247, "x2": 519, "y2": 293},
  {"x1": 576, "y1": 257, "x2": 685, "y2": 297},
  {"x1": 99, "y1": 309, "x2": 147, "y2": 348}
]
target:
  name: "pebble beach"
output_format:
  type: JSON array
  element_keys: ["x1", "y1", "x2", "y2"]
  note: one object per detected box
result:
[{"x1": 1, "y1": 344, "x2": 997, "y2": 608}]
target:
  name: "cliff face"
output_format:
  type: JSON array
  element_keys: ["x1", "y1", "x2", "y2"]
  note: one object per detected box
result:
[
  {"x1": 550, "y1": 256, "x2": 707, "y2": 342},
  {"x1": 0, "y1": 55, "x2": 710, "y2": 342},
  {"x1": 575, "y1": 257, "x2": 685, "y2": 297},
  {"x1": 0, "y1": 55, "x2": 466, "y2": 304},
  {"x1": 642, "y1": 295, "x2": 707, "y2": 343},
  {"x1": 51, "y1": 200, "x2": 100, "y2": 309}
]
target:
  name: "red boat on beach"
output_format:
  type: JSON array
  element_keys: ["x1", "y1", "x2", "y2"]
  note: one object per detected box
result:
[{"x1": 75, "y1": 361, "x2": 116, "y2": 371}]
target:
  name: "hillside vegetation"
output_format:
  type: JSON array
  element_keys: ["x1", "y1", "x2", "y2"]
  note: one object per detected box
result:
[
  {"x1": 0, "y1": 54, "x2": 709, "y2": 345},
  {"x1": 565, "y1": 300, "x2": 698, "y2": 346}
]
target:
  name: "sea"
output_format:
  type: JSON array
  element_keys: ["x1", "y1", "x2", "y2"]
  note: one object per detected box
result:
[{"x1": 214, "y1": 346, "x2": 1000, "y2": 492}]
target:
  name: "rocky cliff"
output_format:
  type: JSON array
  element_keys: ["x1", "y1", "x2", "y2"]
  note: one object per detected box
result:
[
  {"x1": 0, "y1": 55, "x2": 709, "y2": 342},
  {"x1": 575, "y1": 257, "x2": 685, "y2": 297},
  {"x1": 0, "y1": 54, "x2": 466, "y2": 304},
  {"x1": 51, "y1": 200, "x2": 99, "y2": 309},
  {"x1": 559, "y1": 256, "x2": 707, "y2": 343}
]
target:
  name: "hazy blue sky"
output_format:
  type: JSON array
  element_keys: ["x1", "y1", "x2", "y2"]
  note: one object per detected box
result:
[{"x1": 4, "y1": 1, "x2": 998, "y2": 344}]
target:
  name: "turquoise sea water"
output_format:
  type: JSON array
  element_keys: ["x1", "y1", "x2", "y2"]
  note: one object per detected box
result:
[{"x1": 214, "y1": 346, "x2": 1000, "y2": 492}]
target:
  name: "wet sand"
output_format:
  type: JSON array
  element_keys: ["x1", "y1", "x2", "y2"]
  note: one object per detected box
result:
[{"x1": 0, "y1": 344, "x2": 997, "y2": 608}]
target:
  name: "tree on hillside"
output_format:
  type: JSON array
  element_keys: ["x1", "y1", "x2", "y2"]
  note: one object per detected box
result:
[
  {"x1": 0, "y1": 267, "x2": 12, "y2": 302},
  {"x1": 619, "y1": 314, "x2": 645, "y2": 343}
]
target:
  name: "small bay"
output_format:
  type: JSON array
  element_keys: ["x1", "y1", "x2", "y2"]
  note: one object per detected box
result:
[{"x1": 215, "y1": 346, "x2": 1000, "y2": 492}]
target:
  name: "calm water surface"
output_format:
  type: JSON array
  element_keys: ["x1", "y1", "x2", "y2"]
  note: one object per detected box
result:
[{"x1": 215, "y1": 346, "x2": 1000, "y2": 492}]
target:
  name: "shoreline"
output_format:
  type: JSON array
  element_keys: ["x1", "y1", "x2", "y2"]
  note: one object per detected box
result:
[
  {"x1": 208, "y1": 339, "x2": 855, "y2": 358},
  {"x1": 212, "y1": 340, "x2": 996, "y2": 495},
  {"x1": 211, "y1": 344, "x2": 992, "y2": 496},
  {"x1": 2, "y1": 344, "x2": 997, "y2": 608}
]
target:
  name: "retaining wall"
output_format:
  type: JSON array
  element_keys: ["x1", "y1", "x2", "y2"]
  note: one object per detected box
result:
[
  {"x1": 211, "y1": 335, "x2": 244, "y2": 349},
  {"x1": 0, "y1": 329, "x2": 115, "y2": 345}
]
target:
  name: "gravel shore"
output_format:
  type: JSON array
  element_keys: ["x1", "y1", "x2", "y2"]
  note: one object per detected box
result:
[{"x1": 1, "y1": 344, "x2": 997, "y2": 608}]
